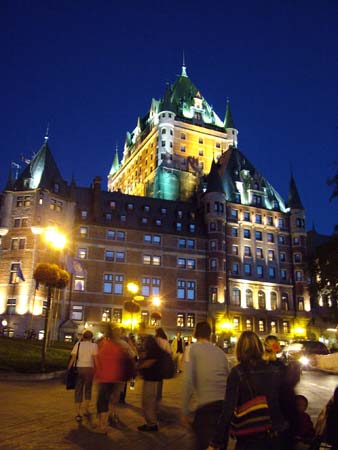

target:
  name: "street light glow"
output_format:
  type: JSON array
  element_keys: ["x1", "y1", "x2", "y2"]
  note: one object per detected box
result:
[
  {"x1": 127, "y1": 282, "x2": 139, "y2": 295},
  {"x1": 44, "y1": 227, "x2": 67, "y2": 249},
  {"x1": 152, "y1": 296, "x2": 161, "y2": 307}
]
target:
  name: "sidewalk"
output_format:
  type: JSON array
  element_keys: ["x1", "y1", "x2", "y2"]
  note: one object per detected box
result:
[{"x1": 0, "y1": 373, "x2": 234, "y2": 450}]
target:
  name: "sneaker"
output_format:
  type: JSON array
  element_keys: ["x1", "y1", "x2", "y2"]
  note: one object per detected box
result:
[{"x1": 137, "y1": 424, "x2": 158, "y2": 432}]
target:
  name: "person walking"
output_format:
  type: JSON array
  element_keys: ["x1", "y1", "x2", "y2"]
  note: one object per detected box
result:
[
  {"x1": 68, "y1": 329, "x2": 97, "y2": 422},
  {"x1": 137, "y1": 334, "x2": 164, "y2": 432},
  {"x1": 208, "y1": 330, "x2": 289, "y2": 450},
  {"x1": 94, "y1": 324, "x2": 131, "y2": 433},
  {"x1": 171, "y1": 330, "x2": 184, "y2": 372},
  {"x1": 181, "y1": 321, "x2": 230, "y2": 450}
]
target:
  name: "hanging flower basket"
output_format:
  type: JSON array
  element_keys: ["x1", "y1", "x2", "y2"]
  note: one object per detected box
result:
[
  {"x1": 150, "y1": 311, "x2": 162, "y2": 321},
  {"x1": 56, "y1": 269, "x2": 70, "y2": 289},
  {"x1": 124, "y1": 300, "x2": 141, "y2": 314},
  {"x1": 34, "y1": 263, "x2": 60, "y2": 287}
]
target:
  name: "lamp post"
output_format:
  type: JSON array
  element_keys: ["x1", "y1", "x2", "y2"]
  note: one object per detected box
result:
[
  {"x1": 124, "y1": 282, "x2": 144, "y2": 331},
  {"x1": 32, "y1": 227, "x2": 68, "y2": 371}
]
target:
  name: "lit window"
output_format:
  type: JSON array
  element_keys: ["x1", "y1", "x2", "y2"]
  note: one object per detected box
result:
[
  {"x1": 77, "y1": 248, "x2": 87, "y2": 259},
  {"x1": 258, "y1": 291, "x2": 266, "y2": 309},
  {"x1": 74, "y1": 278, "x2": 85, "y2": 291},
  {"x1": 102, "y1": 308, "x2": 112, "y2": 322},
  {"x1": 186, "y1": 259, "x2": 196, "y2": 270},
  {"x1": 246, "y1": 289, "x2": 253, "y2": 307},
  {"x1": 244, "y1": 246, "x2": 251, "y2": 257},
  {"x1": 278, "y1": 218, "x2": 285, "y2": 228},
  {"x1": 232, "y1": 245, "x2": 239, "y2": 255},
  {"x1": 232, "y1": 288, "x2": 241, "y2": 306},
  {"x1": 116, "y1": 231, "x2": 125, "y2": 241},
  {"x1": 280, "y1": 252, "x2": 286, "y2": 262},
  {"x1": 71, "y1": 305, "x2": 83, "y2": 321},
  {"x1": 282, "y1": 321, "x2": 290, "y2": 334},
  {"x1": 105, "y1": 250, "x2": 114, "y2": 261},
  {"x1": 231, "y1": 227, "x2": 238, "y2": 237},
  {"x1": 187, "y1": 239, "x2": 195, "y2": 249},
  {"x1": 210, "y1": 258, "x2": 217, "y2": 270},
  {"x1": 243, "y1": 211, "x2": 250, "y2": 221},
  {"x1": 267, "y1": 233, "x2": 274, "y2": 242},
  {"x1": 187, "y1": 313, "x2": 195, "y2": 328},
  {"x1": 143, "y1": 255, "x2": 151, "y2": 265},
  {"x1": 270, "y1": 292, "x2": 277, "y2": 310},
  {"x1": 81, "y1": 210, "x2": 88, "y2": 219},
  {"x1": 232, "y1": 263, "x2": 239, "y2": 275},
  {"x1": 268, "y1": 267, "x2": 276, "y2": 279},
  {"x1": 113, "y1": 308, "x2": 122, "y2": 323},
  {"x1": 258, "y1": 320, "x2": 265, "y2": 332},
  {"x1": 280, "y1": 269, "x2": 287, "y2": 280},
  {"x1": 6, "y1": 298, "x2": 16, "y2": 315},
  {"x1": 177, "y1": 280, "x2": 196, "y2": 300},
  {"x1": 270, "y1": 321, "x2": 277, "y2": 334},
  {"x1": 210, "y1": 287, "x2": 218, "y2": 303},
  {"x1": 244, "y1": 264, "x2": 251, "y2": 275},
  {"x1": 153, "y1": 256, "x2": 161, "y2": 266},
  {"x1": 255, "y1": 231, "x2": 262, "y2": 241},
  {"x1": 140, "y1": 311, "x2": 149, "y2": 325},
  {"x1": 268, "y1": 250, "x2": 274, "y2": 261},
  {"x1": 245, "y1": 319, "x2": 252, "y2": 331},
  {"x1": 177, "y1": 313, "x2": 185, "y2": 327},
  {"x1": 257, "y1": 265, "x2": 263, "y2": 278},
  {"x1": 256, "y1": 248, "x2": 263, "y2": 259},
  {"x1": 176, "y1": 222, "x2": 182, "y2": 231},
  {"x1": 79, "y1": 227, "x2": 88, "y2": 238},
  {"x1": 279, "y1": 235, "x2": 286, "y2": 244},
  {"x1": 103, "y1": 274, "x2": 113, "y2": 293},
  {"x1": 107, "y1": 230, "x2": 115, "y2": 240},
  {"x1": 295, "y1": 271, "x2": 303, "y2": 281},
  {"x1": 189, "y1": 224, "x2": 195, "y2": 233},
  {"x1": 115, "y1": 252, "x2": 125, "y2": 263}
]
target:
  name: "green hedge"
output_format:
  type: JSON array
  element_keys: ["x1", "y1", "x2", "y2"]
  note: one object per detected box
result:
[{"x1": 0, "y1": 337, "x2": 72, "y2": 373}]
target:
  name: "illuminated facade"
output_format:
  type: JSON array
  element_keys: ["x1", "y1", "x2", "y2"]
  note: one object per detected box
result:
[{"x1": 0, "y1": 65, "x2": 311, "y2": 343}]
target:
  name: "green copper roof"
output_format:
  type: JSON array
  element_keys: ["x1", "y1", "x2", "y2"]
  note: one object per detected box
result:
[
  {"x1": 224, "y1": 99, "x2": 236, "y2": 129},
  {"x1": 109, "y1": 147, "x2": 120, "y2": 175},
  {"x1": 10, "y1": 141, "x2": 67, "y2": 194},
  {"x1": 206, "y1": 147, "x2": 287, "y2": 211},
  {"x1": 287, "y1": 175, "x2": 304, "y2": 209}
]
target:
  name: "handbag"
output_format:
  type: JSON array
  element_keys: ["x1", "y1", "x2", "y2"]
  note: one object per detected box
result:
[
  {"x1": 66, "y1": 342, "x2": 80, "y2": 390},
  {"x1": 230, "y1": 367, "x2": 272, "y2": 437}
]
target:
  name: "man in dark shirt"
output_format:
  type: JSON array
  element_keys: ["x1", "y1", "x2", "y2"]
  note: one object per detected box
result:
[
  {"x1": 171, "y1": 331, "x2": 184, "y2": 373},
  {"x1": 137, "y1": 335, "x2": 163, "y2": 432}
]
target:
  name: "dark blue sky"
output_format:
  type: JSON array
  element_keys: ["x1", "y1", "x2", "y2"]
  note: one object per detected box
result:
[{"x1": 1, "y1": 0, "x2": 337, "y2": 234}]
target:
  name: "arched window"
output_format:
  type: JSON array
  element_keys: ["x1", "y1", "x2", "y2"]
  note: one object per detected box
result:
[
  {"x1": 270, "y1": 292, "x2": 277, "y2": 310},
  {"x1": 258, "y1": 290, "x2": 266, "y2": 309},
  {"x1": 282, "y1": 293, "x2": 289, "y2": 311},
  {"x1": 232, "y1": 288, "x2": 241, "y2": 306},
  {"x1": 246, "y1": 289, "x2": 253, "y2": 308}
]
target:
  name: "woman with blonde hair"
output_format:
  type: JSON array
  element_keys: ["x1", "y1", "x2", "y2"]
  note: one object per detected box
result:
[
  {"x1": 208, "y1": 331, "x2": 289, "y2": 450},
  {"x1": 263, "y1": 335, "x2": 282, "y2": 363}
]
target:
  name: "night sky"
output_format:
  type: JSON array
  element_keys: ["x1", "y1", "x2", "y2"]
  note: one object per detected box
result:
[{"x1": 1, "y1": 0, "x2": 337, "y2": 234}]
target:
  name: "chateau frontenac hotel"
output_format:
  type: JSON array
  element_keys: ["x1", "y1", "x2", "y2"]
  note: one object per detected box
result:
[{"x1": 0, "y1": 64, "x2": 311, "y2": 343}]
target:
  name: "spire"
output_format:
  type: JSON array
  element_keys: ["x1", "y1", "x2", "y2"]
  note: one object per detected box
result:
[
  {"x1": 287, "y1": 174, "x2": 304, "y2": 209},
  {"x1": 160, "y1": 82, "x2": 174, "y2": 112},
  {"x1": 224, "y1": 98, "x2": 236, "y2": 129},
  {"x1": 44, "y1": 124, "x2": 49, "y2": 143},
  {"x1": 109, "y1": 144, "x2": 120, "y2": 175},
  {"x1": 181, "y1": 51, "x2": 188, "y2": 77}
]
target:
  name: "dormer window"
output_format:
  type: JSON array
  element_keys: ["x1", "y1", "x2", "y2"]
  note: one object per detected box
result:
[{"x1": 53, "y1": 183, "x2": 59, "y2": 193}]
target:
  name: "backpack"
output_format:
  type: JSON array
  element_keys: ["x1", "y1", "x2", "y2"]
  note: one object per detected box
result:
[{"x1": 158, "y1": 348, "x2": 175, "y2": 379}]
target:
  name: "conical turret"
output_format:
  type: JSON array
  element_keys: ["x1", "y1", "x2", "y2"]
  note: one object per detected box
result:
[
  {"x1": 109, "y1": 145, "x2": 120, "y2": 175},
  {"x1": 288, "y1": 175, "x2": 304, "y2": 209}
]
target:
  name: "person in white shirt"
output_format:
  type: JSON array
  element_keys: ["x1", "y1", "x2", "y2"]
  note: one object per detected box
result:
[{"x1": 68, "y1": 330, "x2": 98, "y2": 421}]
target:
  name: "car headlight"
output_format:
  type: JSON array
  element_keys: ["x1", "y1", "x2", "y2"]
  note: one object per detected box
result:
[{"x1": 299, "y1": 356, "x2": 310, "y2": 366}]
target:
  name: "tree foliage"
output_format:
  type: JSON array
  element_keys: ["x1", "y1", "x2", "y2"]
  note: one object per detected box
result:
[
  {"x1": 313, "y1": 232, "x2": 338, "y2": 321},
  {"x1": 123, "y1": 300, "x2": 141, "y2": 314},
  {"x1": 33, "y1": 263, "x2": 70, "y2": 288}
]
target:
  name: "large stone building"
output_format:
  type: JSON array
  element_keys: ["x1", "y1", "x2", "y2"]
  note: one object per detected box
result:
[{"x1": 0, "y1": 64, "x2": 311, "y2": 343}]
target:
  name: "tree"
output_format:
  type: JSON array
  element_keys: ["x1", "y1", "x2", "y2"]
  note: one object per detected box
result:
[
  {"x1": 312, "y1": 232, "x2": 338, "y2": 323},
  {"x1": 123, "y1": 300, "x2": 141, "y2": 331}
]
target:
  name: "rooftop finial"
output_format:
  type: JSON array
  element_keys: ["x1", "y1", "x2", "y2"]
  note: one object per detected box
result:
[
  {"x1": 44, "y1": 123, "x2": 49, "y2": 143},
  {"x1": 181, "y1": 50, "x2": 188, "y2": 77}
]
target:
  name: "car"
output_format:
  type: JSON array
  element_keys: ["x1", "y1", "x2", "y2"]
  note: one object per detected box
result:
[{"x1": 281, "y1": 340, "x2": 329, "y2": 369}]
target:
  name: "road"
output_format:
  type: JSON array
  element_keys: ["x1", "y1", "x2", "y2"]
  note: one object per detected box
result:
[
  {"x1": 0, "y1": 369, "x2": 336, "y2": 450},
  {"x1": 297, "y1": 370, "x2": 338, "y2": 420}
]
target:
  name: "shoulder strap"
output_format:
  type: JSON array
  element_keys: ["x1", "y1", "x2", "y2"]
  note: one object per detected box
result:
[
  {"x1": 236, "y1": 364, "x2": 256, "y2": 398},
  {"x1": 74, "y1": 342, "x2": 81, "y2": 367}
]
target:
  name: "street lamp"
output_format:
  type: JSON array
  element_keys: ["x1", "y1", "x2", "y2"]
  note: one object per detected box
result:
[{"x1": 32, "y1": 227, "x2": 68, "y2": 371}]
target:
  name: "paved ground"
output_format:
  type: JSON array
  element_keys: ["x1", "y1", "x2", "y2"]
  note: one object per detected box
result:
[
  {"x1": 0, "y1": 373, "x2": 224, "y2": 450},
  {"x1": 0, "y1": 369, "x2": 336, "y2": 450}
]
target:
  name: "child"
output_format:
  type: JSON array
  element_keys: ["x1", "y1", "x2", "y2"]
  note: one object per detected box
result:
[{"x1": 294, "y1": 395, "x2": 315, "y2": 450}]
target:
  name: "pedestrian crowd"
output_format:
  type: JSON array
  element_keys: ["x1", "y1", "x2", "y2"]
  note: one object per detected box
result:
[{"x1": 67, "y1": 321, "x2": 338, "y2": 449}]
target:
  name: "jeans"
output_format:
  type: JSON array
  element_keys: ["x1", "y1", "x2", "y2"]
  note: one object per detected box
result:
[
  {"x1": 74, "y1": 367, "x2": 94, "y2": 403},
  {"x1": 142, "y1": 380, "x2": 161, "y2": 426},
  {"x1": 192, "y1": 400, "x2": 225, "y2": 450}
]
